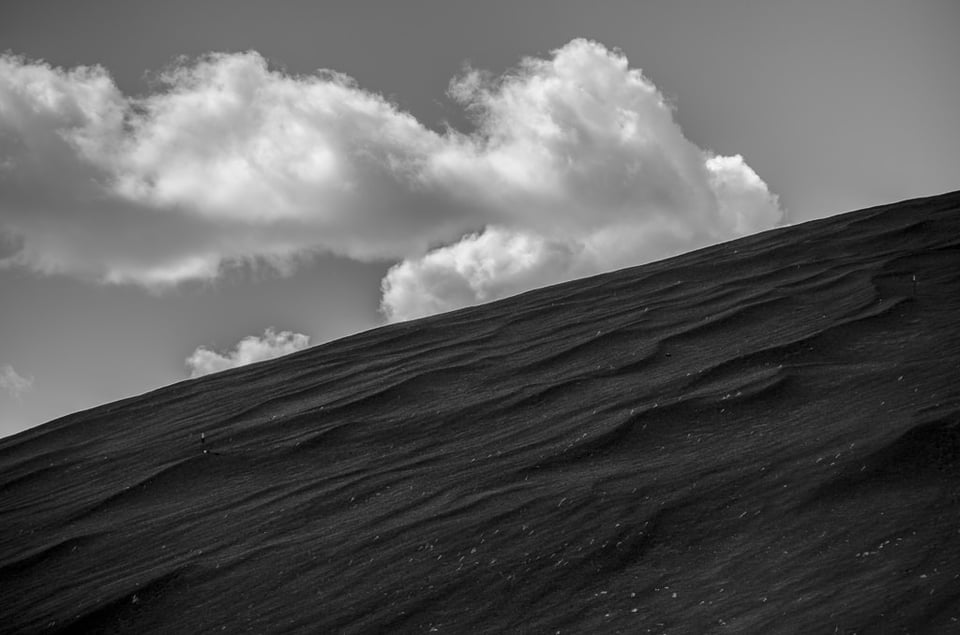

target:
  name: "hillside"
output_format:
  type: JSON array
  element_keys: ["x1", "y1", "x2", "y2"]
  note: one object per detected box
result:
[{"x1": 2, "y1": 191, "x2": 959, "y2": 633}]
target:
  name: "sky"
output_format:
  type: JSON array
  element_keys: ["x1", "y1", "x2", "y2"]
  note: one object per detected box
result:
[{"x1": 1, "y1": 0, "x2": 958, "y2": 437}]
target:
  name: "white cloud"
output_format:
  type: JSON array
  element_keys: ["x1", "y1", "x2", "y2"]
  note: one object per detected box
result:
[
  {"x1": 0, "y1": 364, "x2": 33, "y2": 398},
  {"x1": 381, "y1": 227, "x2": 585, "y2": 322},
  {"x1": 0, "y1": 51, "x2": 466, "y2": 285},
  {"x1": 0, "y1": 40, "x2": 783, "y2": 319},
  {"x1": 185, "y1": 328, "x2": 310, "y2": 378},
  {"x1": 381, "y1": 40, "x2": 782, "y2": 320}
]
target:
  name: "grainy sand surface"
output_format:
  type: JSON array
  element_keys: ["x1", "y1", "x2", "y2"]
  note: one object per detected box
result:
[{"x1": 2, "y1": 191, "x2": 958, "y2": 633}]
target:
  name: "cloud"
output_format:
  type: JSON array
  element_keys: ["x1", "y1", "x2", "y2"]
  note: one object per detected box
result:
[
  {"x1": 0, "y1": 51, "x2": 465, "y2": 285},
  {"x1": 381, "y1": 227, "x2": 585, "y2": 321},
  {"x1": 382, "y1": 40, "x2": 783, "y2": 320},
  {"x1": 0, "y1": 364, "x2": 33, "y2": 398},
  {"x1": 185, "y1": 328, "x2": 310, "y2": 378},
  {"x1": 0, "y1": 40, "x2": 782, "y2": 318}
]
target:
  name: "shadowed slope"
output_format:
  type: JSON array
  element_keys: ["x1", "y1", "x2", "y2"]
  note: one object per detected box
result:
[{"x1": 2, "y1": 191, "x2": 959, "y2": 633}]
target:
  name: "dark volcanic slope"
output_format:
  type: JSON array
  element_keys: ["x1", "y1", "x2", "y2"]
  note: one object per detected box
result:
[{"x1": 2, "y1": 192, "x2": 959, "y2": 634}]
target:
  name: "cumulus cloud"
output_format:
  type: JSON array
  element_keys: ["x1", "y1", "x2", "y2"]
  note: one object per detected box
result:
[
  {"x1": 0, "y1": 364, "x2": 33, "y2": 398},
  {"x1": 381, "y1": 227, "x2": 586, "y2": 321},
  {"x1": 0, "y1": 39, "x2": 782, "y2": 319},
  {"x1": 383, "y1": 40, "x2": 783, "y2": 320},
  {"x1": 185, "y1": 328, "x2": 310, "y2": 378},
  {"x1": 0, "y1": 51, "x2": 461, "y2": 285}
]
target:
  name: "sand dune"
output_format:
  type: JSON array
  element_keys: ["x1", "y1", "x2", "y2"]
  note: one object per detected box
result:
[{"x1": 2, "y1": 191, "x2": 959, "y2": 633}]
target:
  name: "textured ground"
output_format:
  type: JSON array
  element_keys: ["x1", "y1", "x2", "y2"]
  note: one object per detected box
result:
[{"x1": 2, "y1": 191, "x2": 959, "y2": 634}]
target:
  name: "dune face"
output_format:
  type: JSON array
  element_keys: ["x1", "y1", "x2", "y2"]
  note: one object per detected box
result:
[{"x1": 2, "y1": 192, "x2": 959, "y2": 633}]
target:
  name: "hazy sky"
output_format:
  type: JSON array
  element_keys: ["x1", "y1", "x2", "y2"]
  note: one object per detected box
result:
[{"x1": 1, "y1": 0, "x2": 958, "y2": 437}]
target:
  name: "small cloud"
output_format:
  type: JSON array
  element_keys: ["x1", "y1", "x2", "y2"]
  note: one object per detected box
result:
[
  {"x1": 381, "y1": 227, "x2": 584, "y2": 322},
  {"x1": 0, "y1": 364, "x2": 33, "y2": 398},
  {"x1": 185, "y1": 328, "x2": 310, "y2": 378}
]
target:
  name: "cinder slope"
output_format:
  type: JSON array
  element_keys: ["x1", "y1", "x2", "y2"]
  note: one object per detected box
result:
[{"x1": 2, "y1": 191, "x2": 959, "y2": 634}]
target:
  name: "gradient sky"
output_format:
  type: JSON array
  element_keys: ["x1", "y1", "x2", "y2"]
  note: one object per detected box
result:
[{"x1": 1, "y1": 0, "x2": 958, "y2": 437}]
